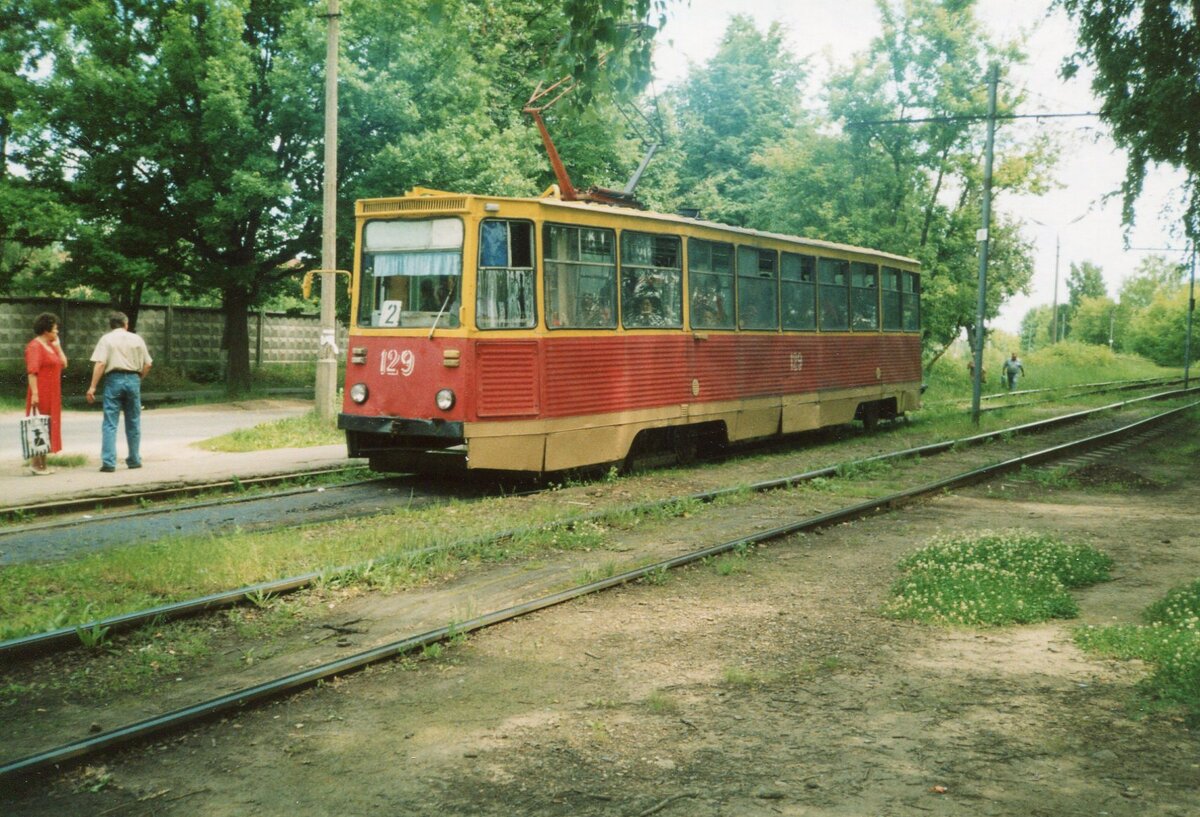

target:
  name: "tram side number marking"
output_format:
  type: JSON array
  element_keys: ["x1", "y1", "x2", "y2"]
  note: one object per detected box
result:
[
  {"x1": 381, "y1": 349, "x2": 416, "y2": 377},
  {"x1": 789, "y1": 352, "x2": 804, "y2": 372}
]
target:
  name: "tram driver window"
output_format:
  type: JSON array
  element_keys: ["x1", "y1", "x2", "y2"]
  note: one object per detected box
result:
[
  {"x1": 477, "y1": 220, "x2": 536, "y2": 329},
  {"x1": 358, "y1": 218, "x2": 462, "y2": 328}
]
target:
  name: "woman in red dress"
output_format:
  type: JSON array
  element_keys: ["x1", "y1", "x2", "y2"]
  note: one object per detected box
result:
[{"x1": 25, "y1": 312, "x2": 69, "y2": 475}]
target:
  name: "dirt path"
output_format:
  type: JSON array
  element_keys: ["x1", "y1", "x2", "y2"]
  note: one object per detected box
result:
[{"x1": 7, "y1": 432, "x2": 1200, "y2": 817}]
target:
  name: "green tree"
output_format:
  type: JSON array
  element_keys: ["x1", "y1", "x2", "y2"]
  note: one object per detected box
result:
[
  {"x1": 1059, "y1": 0, "x2": 1200, "y2": 243},
  {"x1": 1117, "y1": 254, "x2": 1186, "y2": 310},
  {"x1": 753, "y1": 0, "x2": 1049, "y2": 365},
  {"x1": 0, "y1": 0, "x2": 76, "y2": 294},
  {"x1": 1126, "y1": 286, "x2": 1191, "y2": 366},
  {"x1": 1020, "y1": 303, "x2": 1054, "y2": 350},
  {"x1": 670, "y1": 16, "x2": 808, "y2": 226},
  {"x1": 1071, "y1": 294, "x2": 1116, "y2": 347},
  {"x1": 1065, "y1": 260, "x2": 1105, "y2": 311},
  {"x1": 1061, "y1": 259, "x2": 1105, "y2": 338},
  {"x1": 24, "y1": 0, "x2": 661, "y2": 392}
]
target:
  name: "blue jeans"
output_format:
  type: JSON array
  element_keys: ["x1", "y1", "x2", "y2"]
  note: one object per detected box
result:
[{"x1": 101, "y1": 372, "x2": 142, "y2": 468}]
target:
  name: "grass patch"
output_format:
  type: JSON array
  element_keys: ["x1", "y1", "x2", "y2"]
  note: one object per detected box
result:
[
  {"x1": 644, "y1": 691, "x2": 678, "y2": 715},
  {"x1": 1076, "y1": 579, "x2": 1200, "y2": 717},
  {"x1": 1017, "y1": 464, "x2": 1079, "y2": 490},
  {"x1": 709, "y1": 553, "x2": 749, "y2": 576},
  {"x1": 196, "y1": 409, "x2": 343, "y2": 451},
  {"x1": 925, "y1": 341, "x2": 1178, "y2": 401},
  {"x1": 883, "y1": 530, "x2": 1112, "y2": 627},
  {"x1": 0, "y1": 493, "x2": 597, "y2": 641}
]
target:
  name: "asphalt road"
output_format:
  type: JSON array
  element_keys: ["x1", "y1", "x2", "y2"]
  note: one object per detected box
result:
[{"x1": 2, "y1": 399, "x2": 315, "y2": 467}]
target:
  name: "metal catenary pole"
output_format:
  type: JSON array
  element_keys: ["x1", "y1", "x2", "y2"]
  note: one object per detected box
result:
[
  {"x1": 1186, "y1": 247, "x2": 1196, "y2": 388},
  {"x1": 315, "y1": 0, "x2": 341, "y2": 421},
  {"x1": 970, "y1": 63, "x2": 999, "y2": 426},
  {"x1": 1051, "y1": 234, "x2": 1060, "y2": 342}
]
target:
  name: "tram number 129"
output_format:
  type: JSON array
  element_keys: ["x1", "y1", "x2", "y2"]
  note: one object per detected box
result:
[{"x1": 381, "y1": 349, "x2": 416, "y2": 377}]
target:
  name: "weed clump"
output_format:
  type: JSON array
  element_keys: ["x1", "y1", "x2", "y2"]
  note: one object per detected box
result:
[
  {"x1": 1076, "y1": 579, "x2": 1200, "y2": 716},
  {"x1": 884, "y1": 529, "x2": 1112, "y2": 627}
]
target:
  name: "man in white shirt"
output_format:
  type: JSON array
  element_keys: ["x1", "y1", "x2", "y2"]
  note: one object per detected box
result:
[{"x1": 86, "y1": 312, "x2": 153, "y2": 472}]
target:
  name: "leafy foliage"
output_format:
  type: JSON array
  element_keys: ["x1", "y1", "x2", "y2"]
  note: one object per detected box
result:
[
  {"x1": 670, "y1": 15, "x2": 808, "y2": 226},
  {"x1": 744, "y1": 0, "x2": 1046, "y2": 362},
  {"x1": 6, "y1": 0, "x2": 1066, "y2": 380},
  {"x1": 1060, "y1": 0, "x2": 1200, "y2": 244},
  {"x1": 1069, "y1": 295, "x2": 1117, "y2": 347},
  {"x1": 1126, "y1": 286, "x2": 1193, "y2": 366}
]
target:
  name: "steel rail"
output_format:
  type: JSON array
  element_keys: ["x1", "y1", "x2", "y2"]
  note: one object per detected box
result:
[
  {"x1": 976, "y1": 378, "x2": 1184, "y2": 414},
  {"x1": 979, "y1": 375, "x2": 1176, "y2": 402},
  {"x1": 921, "y1": 375, "x2": 1175, "y2": 408},
  {"x1": 2, "y1": 387, "x2": 1195, "y2": 661},
  {"x1": 11, "y1": 378, "x2": 1171, "y2": 522},
  {"x1": 0, "y1": 474, "x2": 387, "y2": 541},
  {"x1": 1, "y1": 400, "x2": 1195, "y2": 785},
  {"x1": 0, "y1": 464, "x2": 369, "y2": 520}
]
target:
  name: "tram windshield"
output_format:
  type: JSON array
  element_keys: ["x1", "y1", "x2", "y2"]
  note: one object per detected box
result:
[{"x1": 358, "y1": 218, "x2": 463, "y2": 328}]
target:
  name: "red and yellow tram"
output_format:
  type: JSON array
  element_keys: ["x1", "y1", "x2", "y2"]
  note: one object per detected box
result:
[{"x1": 338, "y1": 186, "x2": 922, "y2": 474}]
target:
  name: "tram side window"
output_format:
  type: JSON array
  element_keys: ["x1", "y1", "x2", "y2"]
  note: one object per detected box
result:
[
  {"x1": 621, "y1": 232, "x2": 682, "y2": 328},
  {"x1": 781, "y1": 252, "x2": 816, "y2": 330},
  {"x1": 902, "y1": 271, "x2": 921, "y2": 331},
  {"x1": 358, "y1": 218, "x2": 463, "y2": 328},
  {"x1": 477, "y1": 219, "x2": 536, "y2": 329},
  {"x1": 851, "y1": 261, "x2": 879, "y2": 331},
  {"x1": 688, "y1": 238, "x2": 735, "y2": 329},
  {"x1": 737, "y1": 247, "x2": 779, "y2": 330},
  {"x1": 544, "y1": 224, "x2": 617, "y2": 328},
  {"x1": 881, "y1": 266, "x2": 902, "y2": 330},
  {"x1": 817, "y1": 258, "x2": 850, "y2": 331}
]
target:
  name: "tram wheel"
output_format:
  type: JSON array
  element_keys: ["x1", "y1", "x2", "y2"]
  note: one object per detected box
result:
[{"x1": 861, "y1": 402, "x2": 881, "y2": 431}]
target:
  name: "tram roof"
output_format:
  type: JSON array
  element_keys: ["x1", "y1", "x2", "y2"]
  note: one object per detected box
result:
[{"x1": 358, "y1": 187, "x2": 921, "y2": 268}]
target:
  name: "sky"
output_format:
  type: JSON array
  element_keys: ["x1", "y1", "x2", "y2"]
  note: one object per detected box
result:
[{"x1": 649, "y1": 0, "x2": 1191, "y2": 335}]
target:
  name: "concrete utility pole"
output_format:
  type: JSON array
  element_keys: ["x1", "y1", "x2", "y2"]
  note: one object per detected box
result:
[
  {"x1": 970, "y1": 64, "x2": 998, "y2": 427},
  {"x1": 315, "y1": 0, "x2": 340, "y2": 421}
]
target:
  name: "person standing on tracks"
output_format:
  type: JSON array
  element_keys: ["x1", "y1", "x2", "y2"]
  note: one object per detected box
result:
[
  {"x1": 1001, "y1": 352, "x2": 1025, "y2": 391},
  {"x1": 25, "y1": 312, "x2": 69, "y2": 475},
  {"x1": 85, "y1": 311, "x2": 153, "y2": 472}
]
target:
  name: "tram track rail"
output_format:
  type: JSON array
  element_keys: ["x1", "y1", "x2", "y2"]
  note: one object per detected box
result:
[
  {"x1": 1, "y1": 386, "x2": 1195, "y2": 663},
  {"x1": 2, "y1": 377, "x2": 1178, "y2": 526},
  {"x1": 0, "y1": 464, "x2": 371, "y2": 522},
  {"x1": 922, "y1": 375, "x2": 1178, "y2": 409},
  {"x1": 976, "y1": 377, "x2": 1185, "y2": 415},
  {"x1": 0, "y1": 395, "x2": 1196, "y2": 785}
]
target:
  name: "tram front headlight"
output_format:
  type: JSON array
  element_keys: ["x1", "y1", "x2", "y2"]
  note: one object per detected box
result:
[
  {"x1": 350, "y1": 383, "x2": 369, "y2": 404},
  {"x1": 435, "y1": 388, "x2": 456, "y2": 411}
]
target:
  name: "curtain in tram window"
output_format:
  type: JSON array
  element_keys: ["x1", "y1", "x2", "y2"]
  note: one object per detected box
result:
[
  {"x1": 373, "y1": 252, "x2": 462, "y2": 278},
  {"x1": 480, "y1": 222, "x2": 509, "y2": 268}
]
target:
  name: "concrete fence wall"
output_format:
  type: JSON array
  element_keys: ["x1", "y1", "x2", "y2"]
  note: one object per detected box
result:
[{"x1": 1, "y1": 297, "x2": 347, "y2": 372}]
